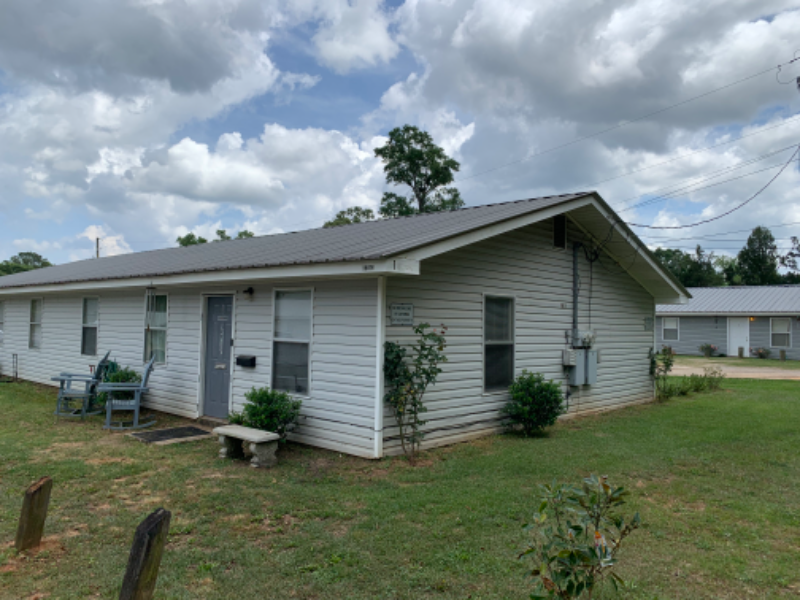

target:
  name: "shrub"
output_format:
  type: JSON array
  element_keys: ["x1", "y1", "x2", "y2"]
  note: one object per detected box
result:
[
  {"x1": 97, "y1": 363, "x2": 141, "y2": 406},
  {"x1": 503, "y1": 371, "x2": 565, "y2": 436},
  {"x1": 751, "y1": 347, "x2": 771, "y2": 359},
  {"x1": 698, "y1": 343, "x2": 718, "y2": 357},
  {"x1": 229, "y1": 387, "x2": 302, "y2": 441},
  {"x1": 383, "y1": 323, "x2": 448, "y2": 460},
  {"x1": 649, "y1": 345, "x2": 675, "y2": 401},
  {"x1": 703, "y1": 366, "x2": 726, "y2": 390},
  {"x1": 520, "y1": 474, "x2": 640, "y2": 599}
]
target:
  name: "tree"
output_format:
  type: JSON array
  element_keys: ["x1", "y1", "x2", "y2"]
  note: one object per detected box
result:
[
  {"x1": 714, "y1": 256, "x2": 742, "y2": 285},
  {"x1": 652, "y1": 246, "x2": 724, "y2": 287},
  {"x1": 0, "y1": 252, "x2": 52, "y2": 276},
  {"x1": 374, "y1": 125, "x2": 464, "y2": 218},
  {"x1": 176, "y1": 233, "x2": 208, "y2": 246},
  {"x1": 323, "y1": 207, "x2": 376, "y2": 228},
  {"x1": 737, "y1": 226, "x2": 782, "y2": 285},
  {"x1": 177, "y1": 230, "x2": 256, "y2": 246}
]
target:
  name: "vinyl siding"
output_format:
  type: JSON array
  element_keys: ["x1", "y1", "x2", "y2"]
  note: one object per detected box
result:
[
  {"x1": 383, "y1": 219, "x2": 655, "y2": 455},
  {"x1": 655, "y1": 316, "x2": 728, "y2": 356},
  {"x1": 749, "y1": 316, "x2": 800, "y2": 360},
  {"x1": 0, "y1": 279, "x2": 379, "y2": 457}
]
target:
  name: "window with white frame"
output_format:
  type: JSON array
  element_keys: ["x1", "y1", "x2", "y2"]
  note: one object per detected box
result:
[
  {"x1": 272, "y1": 290, "x2": 311, "y2": 395},
  {"x1": 144, "y1": 293, "x2": 167, "y2": 364},
  {"x1": 82, "y1": 297, "x2": 99, "y2": 356},
  {"x1": 29, "y1": 298, "x2": 43, "y2": 349},
  {"x1": 771, "y1": 318, "x2": 791, "y2": 348},
  {"x1": 662, "y1": 317, "x2": 679, "y2": 341},
  {"x1": 0, "y1": 301, "x2": 4, "y2": 345},
  {"x1": 484, "y1": 296, "x2": 515, "y2": 391}
]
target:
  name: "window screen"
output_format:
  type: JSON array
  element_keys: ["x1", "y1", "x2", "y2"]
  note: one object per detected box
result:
[
  {"x1": 771, "y1": 318, "x2": 791, "y2": 348},
  {"x1": 82, "y1": 298, "x2": 98, "y2": 356},
  {"x1": 553, "y1": 214, "x2": 567, "y2": 249},
  {"x1": 484, "y1": 296, "x2": 514, "y2": 391},
  {"x1": 144, "y1": 294, "x2": 167, "y2": 363},
  {"x1": 662, "y1": 317, "x2": 679, "y2": 341},
  {"x1": 273, "y1": 290, "x2": 311, "y2": 395},
  {"x1": 29, "y1": 299, "x2": 43, "y2": 349}
]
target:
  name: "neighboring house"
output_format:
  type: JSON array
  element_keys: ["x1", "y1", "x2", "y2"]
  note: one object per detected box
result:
[
  {"x1": 0, "y1": 193, "x2": 687, "y2": 457},
  {"x1": 656, "y1": 286, "x2": 800, "y2": 359}
]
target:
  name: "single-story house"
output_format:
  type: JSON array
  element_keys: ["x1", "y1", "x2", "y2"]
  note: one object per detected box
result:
[
  {"x1": 0, "y1": 192, "x2": 688, "y2": 457},
  {"x1": 656, "y1": 285, "x2": 800, "y2": 359}
]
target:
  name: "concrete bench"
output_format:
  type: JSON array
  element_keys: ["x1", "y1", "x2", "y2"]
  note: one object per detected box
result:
[{"x1": 212, "y1": 425, "x2": 281, "y2": 468}]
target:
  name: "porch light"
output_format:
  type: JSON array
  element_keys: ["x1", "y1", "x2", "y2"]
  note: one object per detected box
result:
[{"x1": 243, "y1": 287, "x2": 255, "y2": 298}]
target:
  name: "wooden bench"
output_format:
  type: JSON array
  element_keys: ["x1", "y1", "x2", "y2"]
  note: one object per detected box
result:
[{"x1": 212, "y1": 425, "x2": 281, "y2": 468}]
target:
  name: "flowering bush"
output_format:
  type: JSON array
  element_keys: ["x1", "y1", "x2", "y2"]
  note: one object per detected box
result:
[
  {"x1": 750, "y1": 347, "x2": 771, "y2": 359},
  {"x1": 698, "y1": 343, "x2": 718, "y2": 358}
]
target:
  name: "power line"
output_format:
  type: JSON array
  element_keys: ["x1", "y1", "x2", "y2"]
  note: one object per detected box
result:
[
  {"x1": 626, "y1": 144, "x2": 800, "y2": 229},
  {"x1": 456, "y1": 54, "x2": 800, "y2": 184},
  {"x1": 642, "y1": 220, "x2": 800, "y2": 241}
]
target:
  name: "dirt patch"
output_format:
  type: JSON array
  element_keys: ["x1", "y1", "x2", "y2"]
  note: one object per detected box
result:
[
  {"x1": 0, "y1": 537, "x2": 67, "y2": 574},
  {"x1": 85, "y1": 457, "x2": 134, "y2": 466}
]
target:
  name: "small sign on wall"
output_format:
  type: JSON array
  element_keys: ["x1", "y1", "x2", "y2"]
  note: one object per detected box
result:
[{"x1": 390, "y1": 303, "x2": 414, "y2": 326}]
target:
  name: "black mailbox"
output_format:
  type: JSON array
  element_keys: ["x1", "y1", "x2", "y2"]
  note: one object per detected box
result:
[{"x1": 236, "y1": 355, "x2": 256, "y2": 368}]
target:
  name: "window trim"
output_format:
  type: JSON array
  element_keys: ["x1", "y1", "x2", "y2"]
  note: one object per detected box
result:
[
  {"x1": 271, "y1": 287, "x2": 314, "y2": 398},
  {"x1": 0, "y1": 300, "x2": 4, "y2": 346},
  {"x1": 770, "y1": 317, "x2": 792, "y2": 349},
  {"x1": 29, "y1": 297, "x2": 44, "y2": 350},
  {"x1": 662, "y1": 316, "x2": 680, "y2": 342},
  {"x1": 81, "y1": 296, "x2": 100, "y2": 357},
  {"x1": 482, "y1": 293, "x2": 516, "y2": 394},
  {"x1": 143, "y1": 292, "x2": 169, "y2": 365}
]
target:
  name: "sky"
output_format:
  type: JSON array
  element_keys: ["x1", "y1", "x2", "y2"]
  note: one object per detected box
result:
[{"x1": 1, "y1": 0, "x2": 799, "y2": 265}]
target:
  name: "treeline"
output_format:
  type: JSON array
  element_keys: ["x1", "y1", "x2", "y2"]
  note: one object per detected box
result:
[
  {"x1": 0, "y1": 252, "x2": 52, "y2": 276},
  {"x1": 653, "y1": 226, "x2": 800, "y2": 287}
]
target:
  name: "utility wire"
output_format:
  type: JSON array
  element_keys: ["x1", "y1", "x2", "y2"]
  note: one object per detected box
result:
[
  {"x1": 626, "y1": 144, "x2": 800, "y2": 229},
  {"x1": 456, "y1": 55, "x2": 800, "y2": 184},
  {"x1": 642, "y1": 221, "x2": 800, "y2": 241}
]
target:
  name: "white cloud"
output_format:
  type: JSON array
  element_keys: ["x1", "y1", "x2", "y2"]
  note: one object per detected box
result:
[{"x1": 79, "y1": 225, "x2": 132, "y2": 257}]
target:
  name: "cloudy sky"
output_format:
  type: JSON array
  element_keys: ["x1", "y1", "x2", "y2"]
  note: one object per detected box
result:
[{"x1": 1, "y1": 0, "x2": 799, "y2": 264}]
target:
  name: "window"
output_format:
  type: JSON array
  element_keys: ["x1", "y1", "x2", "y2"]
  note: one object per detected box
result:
[
  {"x1": 144, "y1": 294, "x2": 167, "y2": 364},
  {"x1": 771, "y1": 318, "x2": 791, "y2": 348},
  {"x1": 484, "y1": 296, "x2": 514, "y2": 391},
  {"x1": 0, "y1": 301, "x2": 4, "y2": 345},
  {"x1": 82, "y1": 298, "x2": 99, "y2": 356},
  {"x1": 29, "y1": 298, "x2": 43, "y2": 349},
  {"x1": 662, "y1": 317, "x2": 679, "y2": 341},
  {"x1": 272, "y1": 290, "x2": 311, "y2": 395},
  {"x1": 553, "y1": 214, "x2": 567, "y2": 249}
]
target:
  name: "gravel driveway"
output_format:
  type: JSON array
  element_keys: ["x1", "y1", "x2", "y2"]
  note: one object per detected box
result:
[{"x1": 672, "y1": 360, "x2": 800, "y2": 380}]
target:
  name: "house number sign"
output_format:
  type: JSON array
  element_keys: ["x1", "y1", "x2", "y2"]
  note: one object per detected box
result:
[{"x1": 390, "y1": 303, "x2": 414, "y2": 326}]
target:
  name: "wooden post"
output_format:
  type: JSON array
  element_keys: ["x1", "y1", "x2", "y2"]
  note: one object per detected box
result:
[
  {"x1": 738, "y1": 346, "x2": 744, "y2": 358},
  {"x1": 780, "y1": 349, "x2": 787, "y2": 361},
  {"x1": 120, "y1": 508, "x2": 171, "y2": 600},
  {"x1": 15, "y1": 476, "x2": 53, "y2": 552}
]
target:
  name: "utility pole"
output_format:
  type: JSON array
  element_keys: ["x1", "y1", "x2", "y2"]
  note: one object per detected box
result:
[{"x1": 96, "y1": 237, "x2": 100, "y2": 259}]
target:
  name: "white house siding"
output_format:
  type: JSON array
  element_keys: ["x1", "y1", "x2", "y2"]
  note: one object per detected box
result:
[
  {"x1": 0, "y1": 278, "x2": 378, "y2": 458},
  {"x1": 655, "y1": 316, "x2": 728, "y2": 356},
  {"x1": 749, "y1": 316, "x2": 800, "y2": 360},
  {"x1": 382, "y1": 220, "x2": 655, "y2": 455}
]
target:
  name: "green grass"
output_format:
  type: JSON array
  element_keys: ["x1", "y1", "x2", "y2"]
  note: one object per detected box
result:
[
  {"x1": 2, "y1": 381, "x2": 800, "y2": 599},
  {"x1": 675, "y1": 354, "x2": 800, "y2": 370}
]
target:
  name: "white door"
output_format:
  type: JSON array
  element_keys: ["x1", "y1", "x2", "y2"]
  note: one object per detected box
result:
[{"x1": 728, "y1": 317, "x2": 749, "y2": 357}]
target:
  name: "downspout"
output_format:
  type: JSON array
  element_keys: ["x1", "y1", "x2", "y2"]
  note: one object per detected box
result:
[
  {"x1": 572, "y1": 242, "x2": 581, "y2": 346},
  {"x1": 373, "y1": 275, "x2": 386, "y2": 459}
]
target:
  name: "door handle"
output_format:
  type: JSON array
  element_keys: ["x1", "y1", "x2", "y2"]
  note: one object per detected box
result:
[{"x1": 214, "y1": 364, "x2": 227, "y2": 370}]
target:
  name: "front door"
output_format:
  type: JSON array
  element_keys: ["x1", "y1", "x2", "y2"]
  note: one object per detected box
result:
[
  {"x1": 729, "y1": 317, "x2": 750, "y2": 357},
  {"x1": 204, "y1": 296, "x2": 233, "y2": 419}
]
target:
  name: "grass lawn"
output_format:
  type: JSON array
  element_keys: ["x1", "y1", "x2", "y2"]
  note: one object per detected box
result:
[
  {"x1": 2, "y1": 381, "x2": 800, "y2": 599},
  {"x1": 674, "y1": 354, "x2": 800, "y2": 370}
]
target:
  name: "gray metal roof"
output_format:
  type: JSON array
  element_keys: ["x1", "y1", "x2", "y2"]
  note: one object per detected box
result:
[
  {"x1": 657, "y1": 286, "x2": 800, "y2": 315},
  {"x1": 0, "y1": 193, "x2": 591, "y2": 290}
]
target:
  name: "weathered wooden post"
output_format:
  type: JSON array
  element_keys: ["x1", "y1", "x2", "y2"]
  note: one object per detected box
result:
[
  {"x1": 780, "y1": 349, "x2": 787, "y2": 362},
  {"x1": 15, "y1": 476, "x2": 53, "y2": 552},
  {"x1": 738, "y1": 346, "x2": 744, "y2": 358},
  {"x1": 120, "y1": 508, "x2": 172, "y2": 600}
]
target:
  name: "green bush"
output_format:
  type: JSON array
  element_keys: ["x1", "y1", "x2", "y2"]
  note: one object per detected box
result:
[
  {"x1": 502, "y1": 371, "x2": 565, "y2": 436},
  {"x1": 520, "y1": 474, "x2": 640, "y2": 598},
  {"x1": 703, "y1": 366, "x2": 726, "y2": 390},
  {"x1": 229, "y1": 387, "x2": 302, "y2": 441},
  {"x1": 751, "y1": 347, "x2": 771, "y2": 359},
  {"x1": 97, "y1": 363, "x2": 141, "y2": 406}
]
